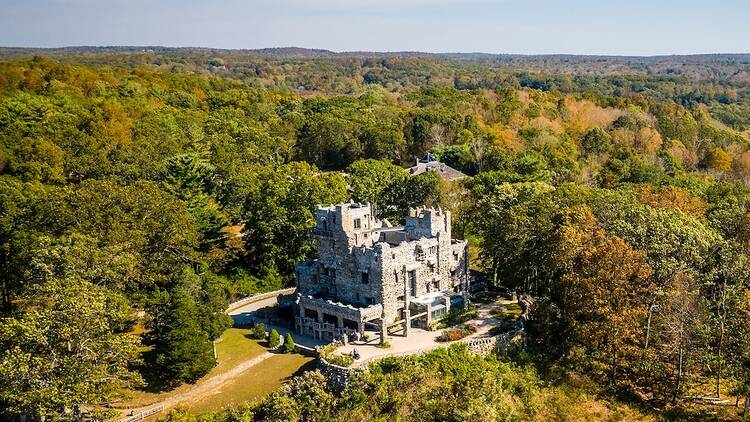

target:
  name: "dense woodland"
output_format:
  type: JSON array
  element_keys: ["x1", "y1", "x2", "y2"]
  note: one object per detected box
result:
[{"x1": 2, "y1": 51, "x2": 750, "y2": 420}]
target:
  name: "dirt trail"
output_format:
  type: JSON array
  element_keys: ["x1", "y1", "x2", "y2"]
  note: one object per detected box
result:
[{"x1": 121, "y1": 351, "x2": 273, "y2": 418}]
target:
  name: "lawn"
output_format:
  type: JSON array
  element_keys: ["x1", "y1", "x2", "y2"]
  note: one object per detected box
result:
[
  {"x1": 112, "y1": 327, "x2": 272, "y2": 411},
  {"x1": 492, "y1": 303, "x2": 523, "y2": 321},
  {"x1": 213, "y1": 328, "x2": 268, "y2": 374},
  {"x1": 185, "y1": 353, "x2": 315, "y2": 414}
]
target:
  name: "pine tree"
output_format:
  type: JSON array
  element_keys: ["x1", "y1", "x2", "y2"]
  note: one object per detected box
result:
[
  {"x1": 283, "y1": 333, "x2": 296, "y2": 353},
  {"x1": 269, "y1": 329, "x2": 281, "y2": 348},
  {"x1": 152, "y1": 287, "x2": 215, "y2": 383}
]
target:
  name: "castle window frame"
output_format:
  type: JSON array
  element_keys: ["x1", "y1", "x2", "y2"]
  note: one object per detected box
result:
[
  {"x1": 354, "y1": 218, "x2": 361, "y2": 229},
  {"x1": 361, "y1": 271, "x2": 369, "y2": 284}
]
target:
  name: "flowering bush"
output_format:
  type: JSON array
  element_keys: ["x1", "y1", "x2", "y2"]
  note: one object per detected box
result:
[{"x1": 436, "y1": 324, "x2": 476, "y2": 342}]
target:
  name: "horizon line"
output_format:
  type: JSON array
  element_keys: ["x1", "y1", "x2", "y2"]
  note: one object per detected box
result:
[{"x1": 1, "y1": 45, "x2": 750, "y2": 59}]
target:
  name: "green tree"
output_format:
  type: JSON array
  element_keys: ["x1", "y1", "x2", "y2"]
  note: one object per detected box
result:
[
  {"x1": 580, "y1": 127, "x2": 612, "y2": 156},
  {"x1": 347, "y1": 159, "x2": 408, "y2": 219},
  {"x1": 268, "y1": 329, "x2": 281, "y2": 348},
  {"x1": 241, "y1": 162, "x2": 347, "y2": 280},
  {"x1": 0, "y1": 278, "x2": 142, "y2": 419},
  {"x1": 149, "y1": 281, "x2": 216, "y2": 384},
  {"x1": 283, "y1": 333, "x2": 296, "y2": 353}
]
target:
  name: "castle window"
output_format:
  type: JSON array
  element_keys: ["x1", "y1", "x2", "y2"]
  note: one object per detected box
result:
[
  {"x1": 361, "y1": 272, "x2": 369, "y2": 284},
  {"x1": 354, "y1": 218, "x2": 361, "y2": 229},
  {"x1": 429, "y1": 246, "x2": 437, "y2": 254}
]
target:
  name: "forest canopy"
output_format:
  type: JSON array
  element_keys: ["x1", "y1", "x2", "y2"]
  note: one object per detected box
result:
[{"x1": 2, "y1": 52, "x2": 750, "y2": 420}]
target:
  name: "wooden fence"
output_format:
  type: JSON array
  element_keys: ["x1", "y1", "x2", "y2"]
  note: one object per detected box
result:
[{"x1": 119, "y1": 405, "x2": 164, "y2": 422}]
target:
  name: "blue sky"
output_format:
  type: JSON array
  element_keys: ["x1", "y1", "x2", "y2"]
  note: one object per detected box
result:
[{"x1": 1, "y1": 0, "x2": 748, "y2": 55}]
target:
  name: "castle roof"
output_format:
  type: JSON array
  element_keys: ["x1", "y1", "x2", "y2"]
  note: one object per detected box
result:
[{"x1": 407, "y1": 155, "x2": 467, "y2": 181}]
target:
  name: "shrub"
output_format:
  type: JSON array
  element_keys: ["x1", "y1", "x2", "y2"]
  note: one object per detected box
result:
[
  {"x1": 436, "y1": 324, "x2": 476, "y2": 342},
  {"x1": 268, "y1": 329, "x2": 281, "y2": 348},
  {"x1": 250, "y1": 323, "x2": 267, "y2": 339},
  {"x1": 283, "y1": 333, "x2": 296, "y2": 353},
  {"x1": 319, "y1": 344, "x2": 354, "y2": 367},
  {"x1": 376, "y1": 341, "x2": 391, "y2": 349},
  {"x1": 437, "y1": 306, "x2": 478, "y2": 328}
]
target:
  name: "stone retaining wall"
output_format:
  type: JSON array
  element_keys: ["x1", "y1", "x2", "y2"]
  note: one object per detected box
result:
[
  {"x1": 225, "y1": 288, "x2": 296, "y2": 313},
  {"x1": 463, "y1": 329, "x2": 524, "y2": 355},
  {"x1": 317, "y1": 329, "x2": 525, "y2": 390},
  {"x1": 318, "y1": 358, "x2": 362, "y2": 392}
]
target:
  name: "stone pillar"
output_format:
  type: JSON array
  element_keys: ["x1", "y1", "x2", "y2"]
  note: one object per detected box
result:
[
  {"x1": 445, "y1": 296, "x2": 451, "y2": 314},
  {"x1": 317, "y1": 309, "x2": 324, "y2": 340},
  {"x1": 404, "y1": 308, "x2": 411, "y2": 336},
  {"x1": 426, "y1": 303, "x2": 433, "y2": 327},
  {"x1": 295, "y1": 309, "x2": 301, "y2": 332},
  {"x1": 380, "y1": 318, "x2": 388, "y2": 345},
  {"x1": 337, "y1": 315, "x2": 344, "y2": 328},
  {"x1": 357, "y1": 321, "x2": 364, "y2": 336},
  {"x1": 463, "y1": 247, "x2": 470, "y2": 305}
]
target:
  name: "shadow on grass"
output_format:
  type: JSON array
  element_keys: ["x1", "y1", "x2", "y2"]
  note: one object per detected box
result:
[
  {"x1": 290, "y1": 358, "x2": 319, "y2": 380},
  {"x1": 132, "y1": 347, "x2": 181, "y2": 393},
  {"x1": 243, "y1": 332, "x2": 268, "y2": 346}
]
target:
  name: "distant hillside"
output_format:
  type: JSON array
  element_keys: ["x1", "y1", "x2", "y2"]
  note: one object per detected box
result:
[
  {"x1": 2, "y1": 45, "x2": 750, "y2": 62},
  {"x1": 2, "y1": 46, "x2": 750, "y2": 131}
]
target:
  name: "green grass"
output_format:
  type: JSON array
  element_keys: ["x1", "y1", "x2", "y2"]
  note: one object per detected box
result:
[
  {"x1": 112, "y1": 328, "x2": 269, "y2": 411},
  {"x1": 185, "y1": 353, "x2": 315, "y2": 414},
  {"x1": 213, "y1": 328, "x2": 267, "y2": 374},
  {"x1": 491, "y1": 303, "x2": 523, "y2": 321}
]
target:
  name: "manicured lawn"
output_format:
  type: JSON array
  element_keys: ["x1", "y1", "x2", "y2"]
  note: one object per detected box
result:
[
  {"x1": 212, "y1": 328, "x2": 267, "y2": 374},
  {"x1": 112, "y1": 327, "x2": 269, "y2": 410},
  {"x1": 185, "y1": 353, "x2": 315, "y2": 414}
]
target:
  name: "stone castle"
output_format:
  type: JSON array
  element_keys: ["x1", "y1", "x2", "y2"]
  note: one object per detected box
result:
[{"x1": 294, "y1": 202, "x2": 469, "y2": 344}]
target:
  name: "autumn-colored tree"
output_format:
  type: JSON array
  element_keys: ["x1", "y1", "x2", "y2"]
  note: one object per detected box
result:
[
  {"x1": 547, "y1": 206, "x2": 655, "y2": 391},
  {"x1": 704, "y1": 147, "x2": 732, "y2": 173},
  {"x1": 636, "y1": 185, "x2": 705, "y2": 218}
]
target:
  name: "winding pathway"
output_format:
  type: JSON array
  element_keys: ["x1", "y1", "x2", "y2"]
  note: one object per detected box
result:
[{"x1": 120, "y1": 352, "x2": 274, "y2": 419}]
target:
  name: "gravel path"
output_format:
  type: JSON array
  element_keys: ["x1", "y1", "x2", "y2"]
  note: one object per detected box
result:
[{"x1": 120, "y1": 352, "x2": 273, "y2": 419}]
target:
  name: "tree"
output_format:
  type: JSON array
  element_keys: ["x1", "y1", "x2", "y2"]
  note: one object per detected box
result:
[
  {"x1": 704, "y1": 147, "x2": 732, "y2": 173},
  {"x1": 580, "y1": 127, "x2": 612, "y2": 156},
  {"x1": 251, "y1": 323, "x2": 267, "y2": 340},
  {"x1": 0, "y1": 278, "x2": 142, "y2": 420},
  {"x1": 9, "y1": 138, "x2": 65, "y2": 184},
  {"x1": 657, "y1": 273, "x2": 702, "y2": 402},
  {"x1": 347, "y1": 159, "x2": 408, "y2": 218},
  {"x1": 241, "y1": 162, "x2": 347, "y2": 280},
  {"x1": 547, "y1": 206, "x2": 655, "y2": 390},
  {"x1": 149, "y1": 280, "x2": 216, "y2": 384},
  {"x1": 268, "y1": 329, "x2": 281, "y2": 348},
  {"x1": 252, "y1": 370, "x2": 333, "y2": 421},
  {"x1": 283, "y1": 333, "x2": 296, "y2": 353},
  {"x1": 161, "y1": 154, "x2": 229, "y2": 252}
]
